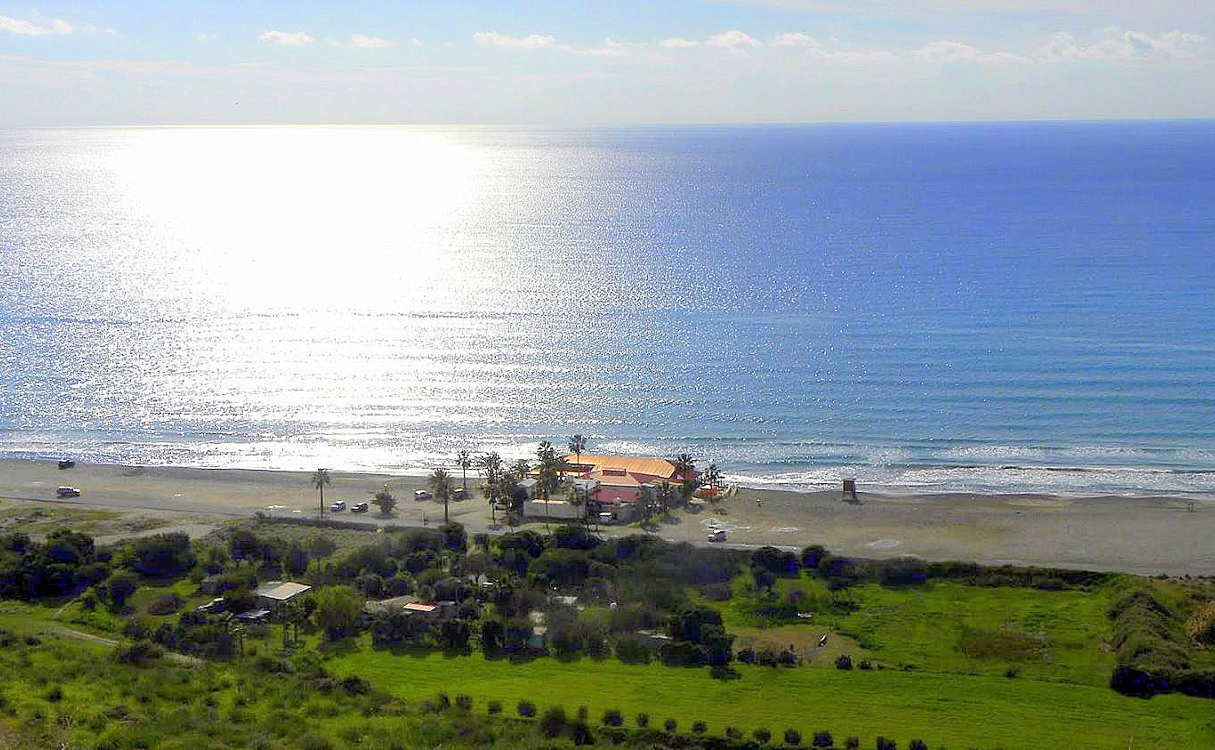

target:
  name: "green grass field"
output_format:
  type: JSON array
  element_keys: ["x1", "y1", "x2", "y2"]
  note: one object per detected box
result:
[
  {"x1": 701, "y1": 575, "x2": 1119, "y2": 686},
  {"x1": 329, "y1": 647, "x2": 1215, "y2": 749}
]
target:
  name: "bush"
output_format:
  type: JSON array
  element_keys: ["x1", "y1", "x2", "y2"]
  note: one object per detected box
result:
[
  {"x1": 577, "y1": 705, "x2": 589, "y2": 721},
  {"x1": 692, "y1": 720, "x2": 707, "y2": 734},
  {"x1": 845, "y1": 738, "x2": 860, "y2": 750},
  {"x1": 44, "y1": 686, "x2": 63, "y2": 703},
  {"x1": 146, "y1": 593, "x2": 184, "y2": 616},
  {"x1": 858, "y1": 659, "x2": 874, "y2": 670},
  {"x1": 908, "y1": 741, "x2": 927, "y2": 750},
  {"x1": 812, "y1": 730, "x2": 834, "y2": 747},
  {"x1": 784, "y1": 728, "x2": 803, "y2": 745},
  {"x1": 835, "y1": 654, "x2": 853, "y2": 670},
  {"x1": 112, "y1": 640, "x2": 163, "y2": 665},
  {"x1": 105, "y1": 572, "x2": 139, "y2": 607},
  {"x1": 517, "y1": 700, "x2": 536, "y2": 718},
  {"x1": 455, "y1": 694, "x2": 472, "y2": 711},
  {"x1": 340, "y1": 677, "x2": 370, "y2": 696},
  {"x1": 540, "y1": 706, "x2": 567, "y2": 738},
  {"x1": 753, "y1": 728, "x2": 772, "y2": 743},
  {"x1": 602, "y1": 708, "x2": 623, "y2": 726},
  {"x1": 664, "y1": 718, "x2": 677, "y2": 733},
  {"x1": 636, "y1": 712, "x2": 649, "y2": 728},
  {"x1": 876, "y1": 737, "x2": 896, "y2": 750},
  {"x1": 487, "y1": 700, "x2": 502, "y2": 715},
  {"x1": 725, "y1": 726, "x2": 743, "y2": 739}
]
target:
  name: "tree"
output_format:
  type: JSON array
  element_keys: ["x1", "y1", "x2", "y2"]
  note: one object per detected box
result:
[
  {"x1": 568, "y1": 434, "x2": 587, "y2": 468},
  {"x1": 702, "y1": 462, "x2": 722, "y2": 496},
  {"x1": 654, "y1": 480, "x2": 675, "y2": 517},
  {"x1": 429, "y1": 468, "x2": 452, "y2": 524},
  {"x1": 535, "y1": 441, "x2": 565, "y2": 529},
  {"x1": 671, "y1": 453, "x2": 699, "y2": 505},
  {"x1": 478, "y1": 452, "x2": 504, "y2": 525},
  {"x1": 455, "y1": 450, "x2": 472, "y2": 493},
  {"x1": 636, "y1": 485, "x2": 657, "y2": 526},
  {"x1": 371, "y1": 484, "x2": 397, "y2": 516},
  {"x1": 784, "y1": 729, "x2": 802, "y2": 746},
  {"x1": 753, "y1": 728, "x2": 772, "y2": 743},
  {"x1": 311, "y1": 586, "x2": 362, "y2": 639},
  {"x1": 105, "y1": 571, "x2": 139, "y2": 607},
  {"x1": 311, "y1": 468, "x2": 331, "y2": 519}
]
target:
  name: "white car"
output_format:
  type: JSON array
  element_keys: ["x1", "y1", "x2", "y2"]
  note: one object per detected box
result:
[
  {"x1": 707, "y1": 529, "x2": 727, "y2": 543},
  {"x1": 56, "y1": 486, "x2": 81, "y2": 498},
  {"x1": 414, "y1": 489, "x2": 432, "y2": 500},
  {"x1": 329, "y1": 500, "x2": 346, "y2": 512}
]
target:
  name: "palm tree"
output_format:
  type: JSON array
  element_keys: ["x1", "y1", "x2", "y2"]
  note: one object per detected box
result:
[
  {"x1": 568, "y1": 434, "x2": 587, "y2": 469},
  {"x1": 478, "y1": 452, "x2": 503, "y2": 525},
  {"x1": 311, "y1": 468, "x2": 331, "y2": 519},
  {"x1": 671, "y1": 453, "x2": 697, "y2": 506},
  {"x1": 513, "y1": 457, "x2": 531, "y2": 479},
  {"x1": 534, "y1": 441, "x2": 567, "y2": 529},
  {"x1": 455, "y1": 450, "x2": 472, "y2": 493},
  {"x1": 655, "y1": 479, "x2": 675, "y2": 517},
  {"x1": 702, "y1": 463, "x2": 723, "y2": 497},
  {"x1": 429, "y1": 468, "x2": 452, "y2": 524}
]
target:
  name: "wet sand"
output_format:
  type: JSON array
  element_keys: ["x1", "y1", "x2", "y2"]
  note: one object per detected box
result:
[{"x1": 2, "y1": 459, "x2": 1212, "y2": 576}]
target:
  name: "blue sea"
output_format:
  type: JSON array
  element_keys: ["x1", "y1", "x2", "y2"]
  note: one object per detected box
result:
[{"x1": 2, "y1": 121, "x2": 1213, "y2": 496}]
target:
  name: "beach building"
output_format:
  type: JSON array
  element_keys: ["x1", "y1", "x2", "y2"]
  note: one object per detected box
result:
[{"x1": 564, "y1": 454, "x2": 698, "y2": 520}]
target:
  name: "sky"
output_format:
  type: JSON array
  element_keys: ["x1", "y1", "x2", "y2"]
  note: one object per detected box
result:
[{"x1": 1, "y1": 0, "x2": 1213, "y2": 125}]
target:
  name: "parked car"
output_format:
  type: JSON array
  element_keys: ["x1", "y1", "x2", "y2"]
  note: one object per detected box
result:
[
  {"x1": 452, "y1": 487, "x2": 468, "y2": 500},
  {"x1": 330, "y1": 500, "x2": 346, "y2": 512},
  {"x1": 351, "y1": 501, "x2": 369, "y2": 513},
  {"x1": 414, "y1": 489, "x2": 432, "y2": 500},
  {"x1": 56, "y1": 486, "x2": 81, "y2": 498},
  {"x1": 196, "y1": 597, "x2": 226, "y2": 614},
  {"x1": 57, "y1": 459, "x2": 75, "y2": 470},
  {"x1": 707, "y1": 529, "x2": 727, "y2": 543}
]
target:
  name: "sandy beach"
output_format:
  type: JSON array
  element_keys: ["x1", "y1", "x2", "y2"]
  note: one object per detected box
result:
[{"x1": 2, "y1": 458, "x2": 1213, "y2": 576}]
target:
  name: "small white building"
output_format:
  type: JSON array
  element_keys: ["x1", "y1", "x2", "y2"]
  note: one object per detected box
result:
[{"x1": 254, "y1": 581, "x2": 313, "y2": 613}]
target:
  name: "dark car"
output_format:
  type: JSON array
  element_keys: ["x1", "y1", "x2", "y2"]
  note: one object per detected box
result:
[
  {"x1": 56, "y1": 486, "x2": 81, "y2": 498},
  {"x1": 58, "y1": 459, "x2": 75, "y2": 470}
]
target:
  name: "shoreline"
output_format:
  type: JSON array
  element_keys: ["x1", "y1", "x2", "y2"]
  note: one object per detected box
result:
[{"x1": 2, "y1": 457, "x2": 1214, "y2": 576}]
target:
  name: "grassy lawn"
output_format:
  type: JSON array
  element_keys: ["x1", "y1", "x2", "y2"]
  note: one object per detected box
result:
[
  {"x1": 701, "y1": 575, "x2": 1118, "y2": 686},
  {"x1": 329, "y1": 647, "x2": 1215, "y2": 749}
]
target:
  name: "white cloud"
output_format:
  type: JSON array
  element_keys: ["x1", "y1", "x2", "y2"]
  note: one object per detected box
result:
[
  {"x1": 0, "y1": 14, "x2": 114, "y2": 36},
  {"x1": 350, "y1": 34, "x2": 394, "y2": 49},
  {"x1": 473, "y1": 31, "x2": 557, "y2": 50},
  {"x1": 195, "y1": 32, "x2": 214, "y2": 42},
  {"x1": 1035, "y1": 28, "x2": 1207, "y2": 62},
  {"x1": 913, "y1": 40, "x2": 1026, "y2": 63},
  {"x1": 409, "y1": 38, "x2": 424, "y2": 47},
  {"x1": 259, "y1": 30, "x2": 314, "y2": 47},
  {"x1": 660, "y1": 37, "x2": 701, "y2": 48},
  {"x1": 473, "y1": 31, "x2": 629, "y2": 57},
  {"x1": 706, "y1": 30, "x2": 762, "y2": 49},
  {"x1": 771, "y1": 32, "x2": 821, "y2": 48}
]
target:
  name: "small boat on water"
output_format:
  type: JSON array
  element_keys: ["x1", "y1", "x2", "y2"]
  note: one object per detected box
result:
[{"x1": 58, "y1": 459, "x2": 75, "y2": 470}]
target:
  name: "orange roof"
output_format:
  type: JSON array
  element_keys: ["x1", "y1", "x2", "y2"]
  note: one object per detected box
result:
[
  {"x1": 572, "y1": 454, "x2": 677, "y2": 480},
  {"x1": 585, "y1": 469, "x2": 643, "y2": 487}
]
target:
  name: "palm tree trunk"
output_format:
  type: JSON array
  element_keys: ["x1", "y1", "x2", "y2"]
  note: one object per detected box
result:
[
  {"x1": 444, "y1": 495, "x2": 449, "y2": 524},
  {"x1": 319, "y1": 485, "x2": 324, "y2": 519}
]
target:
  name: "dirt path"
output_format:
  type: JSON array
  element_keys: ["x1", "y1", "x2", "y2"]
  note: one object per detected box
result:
[{"x1": 49, "y1": 624, "x2": 203, "y2": 667}]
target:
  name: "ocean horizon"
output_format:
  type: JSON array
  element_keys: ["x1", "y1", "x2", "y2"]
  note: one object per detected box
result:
[{"x1": 2, "y1": 120, "x2": 1214, "y2": 497}]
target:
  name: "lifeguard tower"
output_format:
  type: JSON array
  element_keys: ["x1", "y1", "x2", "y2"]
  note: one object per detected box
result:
[{"x1": 842, "y1": 478, "x2": 859, "y2": 503}]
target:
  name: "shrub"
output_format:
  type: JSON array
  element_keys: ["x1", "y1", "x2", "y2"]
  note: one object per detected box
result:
[
  {"x1": 602, "y1": 708, "x2": 623, "y2": 726},
  {"x1": 299, "y1": 735, "x2": 334, "y2": 750},
  {"x1": 876, "y1": 737, "x2": 896, "y2": 750},
  {"x1": 105, "y1": 572, "x2": 139, "y2": 607},
  {"x1": 635, "y1": 712, "x2": 649, "y2": 728},
  {"x1": 835, "y1": 654, "x2": 853, "y2": 670},
  {"x1": 845, "y1": 738, "x2": 860, "y2": 750},
  {"x1": 340, "y1": 677, "x2": 370, "y2": 696},
  {"x1": 664, "y1": 718, "x2": 677, "y2": 733},
  {"x1": 909, "y1": 741, "x2": 927, "y2": 750},
  {"x1": 738, "y1": 647, "x2": 756, "y2": 664},
  {"x1": 692, "y1": 720, "x2": 707, "y2": 734},
  {"x1": 113, "y1": 640, "x2": 163, "y2": 665},
  {"x1": 455, "y1": 694, "x2": 472, "y2": 711},
  {"x1": 577, "y1": 705, "x2": 589, "y2": 721},
  {"x1": 44, "y1": 686, "x2": 63, "y2": 703},
  {"x1": 858, "y1": 659, "x2": 874, "y2": 670},
  {"x1": 614, "y1": 634, "x2": 653, "y2": 664},
  {"x1": 540, "y1": 706, "x2": 567, "y2": 738},
  {"x1": 754, "y1": 728, "x2": 772, "y2": 743},
  {"x1": 726, "y1": 726, "x2": 743, "y2": 739},
  {"x1": 813, "y1": 730, "x2": 834, "y2": 747},
  {"x1": 487, "y1": 700, "x2": 502, "y2": 715},
  {"x1": 146, "y1": 593, "x2": 185, "y2": 616},
  {"x1": 517, "y1": 700, "x2": 536, "y2": 718},
  {"x1": 785, "y1": 728, "x2": 802, "y2": 745}
]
